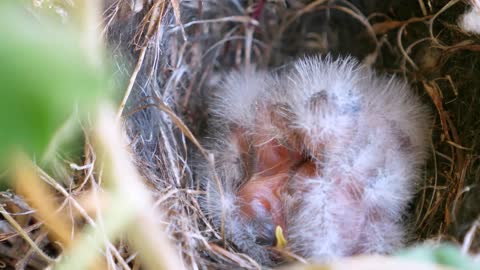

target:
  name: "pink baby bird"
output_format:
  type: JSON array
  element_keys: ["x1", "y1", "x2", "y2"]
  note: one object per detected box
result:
[{"x1": 197, "y1": 56, "x2": 430, "y2": 266}]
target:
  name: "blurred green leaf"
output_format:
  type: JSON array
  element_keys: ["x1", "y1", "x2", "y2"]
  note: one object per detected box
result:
[
  {"x1": 396, "y1": 245, "x2": 480, "y2": 270},
  {"x1": 0, "y1": 1, "x2": 107, "y2": 166}
]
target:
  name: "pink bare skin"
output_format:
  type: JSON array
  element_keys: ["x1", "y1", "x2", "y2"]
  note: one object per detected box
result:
[
  {"x1": 236, "y1": 138, "x2": 298, "y2": 238},
  {"x1": 233, "y1": 127, "x2": 316, "y2": 249}
]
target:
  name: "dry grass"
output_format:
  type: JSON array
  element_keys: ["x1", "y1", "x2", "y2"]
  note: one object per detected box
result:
[{"x1": 0, "y1": 0, "x2": 479, "y2": 269}]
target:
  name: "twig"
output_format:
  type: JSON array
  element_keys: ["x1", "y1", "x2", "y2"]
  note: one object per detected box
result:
[
  {"x1": 37, "y1": 168, "x2": 132, "y2": 270},
  {"x1": 0, "y1": 206, "x2": 56, "y2": 264},
  {"x1": 116, "y1": 2, "x2": 163, "y2": 121},
  {"x1": 462, "y1": 216, "x2": 480, "y2": 253}
]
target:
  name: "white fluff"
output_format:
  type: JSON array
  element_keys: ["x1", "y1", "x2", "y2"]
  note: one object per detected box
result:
[
  {"x1": 196, "y1": 56, "x2": 430, "y2": 266},
  {"x1": 459, "y1": 5, "x2": 480, "y2": 35}
]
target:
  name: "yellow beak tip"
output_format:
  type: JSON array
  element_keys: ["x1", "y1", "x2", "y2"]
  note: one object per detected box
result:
[{"x1": 275, "y1": 225, "x2": 287, "y2": 249}]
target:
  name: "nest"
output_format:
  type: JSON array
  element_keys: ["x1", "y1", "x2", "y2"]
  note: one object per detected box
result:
[{"x1": 1, "y1": 0, "x2": 480, "y2": 269}]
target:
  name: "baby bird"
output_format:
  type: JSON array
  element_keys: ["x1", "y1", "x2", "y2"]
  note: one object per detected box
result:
[{"x1": 196, "y1": 56, "x2": 430, "y2": 266}]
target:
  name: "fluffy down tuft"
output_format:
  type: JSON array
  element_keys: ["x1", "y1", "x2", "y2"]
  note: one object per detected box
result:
[{"x1": 195, "y1": 56, "x2": 430, "y2": 266}]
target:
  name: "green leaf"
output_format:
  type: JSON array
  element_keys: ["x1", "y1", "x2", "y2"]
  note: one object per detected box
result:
[
  {"x1": 0, "y1": 2, "x2": 108, "y2": 166},
  {"x1": 396, "y1": 244, "x2": 480, "y2": 270}
]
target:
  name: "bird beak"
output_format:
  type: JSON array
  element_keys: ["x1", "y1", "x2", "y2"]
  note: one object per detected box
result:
[{"x1": 275, "y1": 225, "x2": 287, "y2": 249}]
